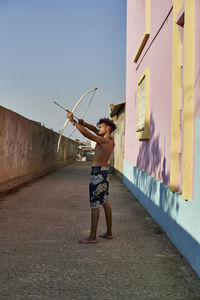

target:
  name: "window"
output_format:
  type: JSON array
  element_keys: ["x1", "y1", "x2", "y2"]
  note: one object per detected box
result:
[
  {"x1": 137, "y1": 76, "x2": 146, "y2": 131},
  {"x1": 136, "y1": 68, "x2": 150, "y2": 140}
]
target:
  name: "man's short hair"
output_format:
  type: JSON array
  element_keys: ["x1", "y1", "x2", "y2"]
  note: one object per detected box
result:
[{"x1": 97, "y1": 118, "x2": 117, "y2": 132}]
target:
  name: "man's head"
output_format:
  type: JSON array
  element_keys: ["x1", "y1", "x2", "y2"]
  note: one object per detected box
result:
[{"x1": 97, "y1": 118, "x2": 117, "y2": 136}]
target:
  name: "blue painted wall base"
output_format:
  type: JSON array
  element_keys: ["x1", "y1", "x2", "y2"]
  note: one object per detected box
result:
[{"x1": 123, "y1": 141, "x2": 200, "y2": 277}]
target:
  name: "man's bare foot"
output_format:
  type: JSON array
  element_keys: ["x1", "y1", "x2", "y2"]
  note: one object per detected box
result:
[
  {"x1": 99, "y1": 233, "x2": 114, "y2": 239},
  {"x1": 78, "y1": 237, "x2": 98, "y2": 244}
]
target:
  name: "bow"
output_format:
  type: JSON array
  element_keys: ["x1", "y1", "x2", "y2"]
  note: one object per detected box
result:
[{"x1": 57, "y1": 87, "x2": 97, "y2": 152}]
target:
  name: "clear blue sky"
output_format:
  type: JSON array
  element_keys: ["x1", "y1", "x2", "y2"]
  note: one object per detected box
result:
[{"x1": 0, "y1": 0, "x2": 126, "y2": 140}]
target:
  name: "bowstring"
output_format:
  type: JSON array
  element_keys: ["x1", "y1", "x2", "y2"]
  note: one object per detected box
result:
[{"x1": 68, "y1": 89, "x2": 97, "y2": 138}]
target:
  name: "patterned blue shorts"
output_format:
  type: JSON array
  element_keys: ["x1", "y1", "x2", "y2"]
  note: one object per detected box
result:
[{"x1": 89, "y1": 166, "x2": 109, "y2": 209}]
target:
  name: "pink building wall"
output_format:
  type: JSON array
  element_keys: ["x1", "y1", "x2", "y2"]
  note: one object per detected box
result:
[
  {"x1": 125, "y1": 1, "x2": 173, "y2": 185},
  {"x1": 124, "y1": 0, "x2": 200, "y2": 278}
]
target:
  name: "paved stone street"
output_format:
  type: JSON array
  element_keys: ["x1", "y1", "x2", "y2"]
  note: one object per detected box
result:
[{"x1": 0, "y1": 162, "x2": 200, "y2": 300}]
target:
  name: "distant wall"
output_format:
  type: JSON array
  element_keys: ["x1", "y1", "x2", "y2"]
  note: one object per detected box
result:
[
  {"x1": 0, "y1": 106, "x2": 78, "y2": 193},
  {"x1": 113, "y1": 109, "x2": 125, "y2": 179},
  {"x1": 110, "y1": 107, "x2": 125, "y2": 180}
]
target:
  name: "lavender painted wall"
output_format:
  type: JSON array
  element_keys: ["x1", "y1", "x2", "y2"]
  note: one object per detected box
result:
[
  {"x1": 125, "y1": 1, "x2": 173, "y2": 185},
  {"x1": 124, "y1": 0, "x2": 200, "y2": 277},
  {"x1": 129, "y1": 0, "x2": 146, "y2": 58}
]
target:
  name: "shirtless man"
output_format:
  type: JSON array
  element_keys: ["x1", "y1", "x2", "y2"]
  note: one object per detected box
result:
[{"x1": 67, "y1": 111, "x2": 116, "y2": 243}]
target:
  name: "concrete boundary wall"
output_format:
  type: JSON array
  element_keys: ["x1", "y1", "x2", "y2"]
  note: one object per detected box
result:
[{"x1": 0, "y1": 106, "x2": 78, "y2": 194}]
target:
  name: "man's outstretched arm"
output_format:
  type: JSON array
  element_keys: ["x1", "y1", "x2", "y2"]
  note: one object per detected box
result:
[
  {"x1": 67, "y1": 112, "x2": 106, "y2": 144},
  {"x1": 79, "y1": 119, "x2": 99, "y2": 135},
  {"x1": 74, "y1": 122, "x2": 107, "y2": 144}
]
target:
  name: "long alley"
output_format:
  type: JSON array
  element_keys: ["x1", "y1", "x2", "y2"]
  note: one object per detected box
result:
[{"x1": 0, "y1": 162, "x2": 200, "y2": 300}]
